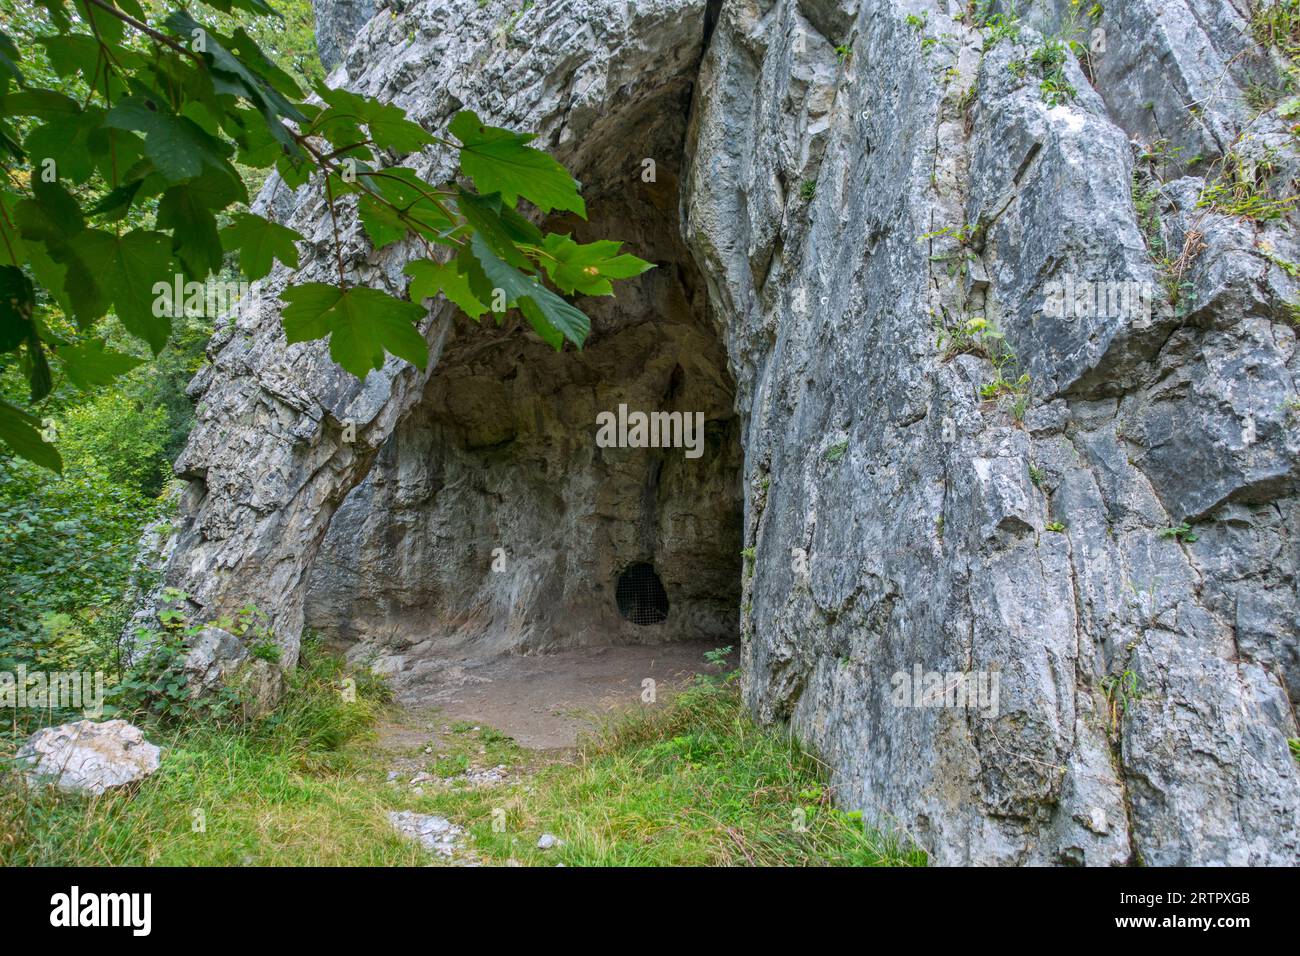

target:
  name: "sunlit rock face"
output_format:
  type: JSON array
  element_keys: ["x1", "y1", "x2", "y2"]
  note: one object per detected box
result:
[{"x1": 154, "y1": 0, "x2": 1299, "y2": 864}]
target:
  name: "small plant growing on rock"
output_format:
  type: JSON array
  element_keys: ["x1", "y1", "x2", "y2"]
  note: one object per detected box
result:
[
  {"x1": 824, "y1": 440, "x2": 849, "y2": 462},
  {"x1": 935, "y1": 315, "x2": 1005, "y2": 360},
  {"x1": 1198, "y1": 139, "x2": 1298, "y2": 221},
  {"x1": 1158, "y1": 522, "x2": 1198, "y2": 543},
  {"x1": 1101, "y1": 670, "x2": 1142, "y2": 737},
  {"x1": 800, "y1": 179, "x2": 818, "y2": 200},
  {"x1": 979, "y1": 369, "x2": 1030, "y2": 401},
  {"x1": 970, "y1": 0, "x2": 1021, "y2": 46},
  {"x1": 1030, "y1": 38, "x2": 1077, "y2": 107}
]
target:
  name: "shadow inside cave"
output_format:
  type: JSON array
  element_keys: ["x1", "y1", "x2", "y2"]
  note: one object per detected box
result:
[{"x1": 300, "y1": 69, "x2": 744, "y2": 707}]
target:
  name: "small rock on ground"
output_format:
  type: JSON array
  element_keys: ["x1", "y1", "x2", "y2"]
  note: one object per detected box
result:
[{"x1": 388, "y1": 810, "x2": 463, "y2": 858}]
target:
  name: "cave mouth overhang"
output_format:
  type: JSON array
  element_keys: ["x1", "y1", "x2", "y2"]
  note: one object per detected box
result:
[{"x1": 301, "y1": 65, "x2": 744, "y2": 671}]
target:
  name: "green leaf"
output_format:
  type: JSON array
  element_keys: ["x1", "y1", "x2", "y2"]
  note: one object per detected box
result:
[
  {"x1": 156, "y1": 170, "x2": 245, "y2": 280},
  {"x1": 470, "y1": 233, "x2": 589, "y2": 348},
  {"x1": 104, "y1": 95, "x2": 239, "y2": 186},
  {"x1": 317, "y1": 86, "x2": 435, "y2": 153},
  {"x1": 165, "y1": 12, "x2": 307, "y2": 128},
  {"x1": 228, "y1": 27, "x2": 303, "y2": 100},
  {"x1": 56, "y1": 338, "x2": 145, "y2": 390},
  {"x1": 0, "y1": 89, "x2": 80, "y2": 117},
  {"x1": 0, "y1": 264, "x2": 35, "y2": 352},
  {"x1": 89, "y1": 179, "x2": 144, "y2": 222},
  {"x1": 70, "y1": 230, "x2": 174, "y2": 354},
  {"x1": 158, "y1": 189, "x2": 223, "y2": 280},
  {"x1": 23, "y1": 109, "x2": 105, "y2": 184},
  {"x1": 0, "y1": 399, "x2": 60, "y2": 472},
  {"x1": 539, "y1": 233, "x2": 655, "y2": 296},
  {"x1": 363, "y1": 167, "x2": 454, "y2": 241},
  {"x1": 450, "y1": 110, "x2": 585, "y2": 216},
  {"x1": 358, "y1": 192, "x2": 410, "y2": 250},
  {"x1": 280, "y1": 283, "x2": 428, "y2": 378},
  {"x1": 277, "y1": 153, "x2": 313, "y2": 189},
  {"x1": 404, "y1": 258, "x2": 487, "y2": 319},
  {"x1": 220, "y1": 213, "x2": 301, "y2": 280},
  {"x1": 22, "y1": 333, "x2": 53, "y2": 401},
  {"x1": 0, "y1": 190, "x2": 27, "y2": 265},
  {"x1": 0, "y1": 29, "x2": 24, "y2": 87},
  {"x1": 15, "y1": 177, "x2": 84, "y2": 243},
  {"x1": 456, "y1": 189, "x2": 530, "y2": 268}
]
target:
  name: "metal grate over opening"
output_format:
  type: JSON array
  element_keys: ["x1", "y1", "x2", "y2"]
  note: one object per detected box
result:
[{"x1": 615, "y1": 562, "x2": 669, "y2": 625}]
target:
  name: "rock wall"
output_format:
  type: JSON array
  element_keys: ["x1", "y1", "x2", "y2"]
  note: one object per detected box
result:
[
  {"x1": 154, "y1": 0, "x2": 1300, "y2": 864},
  {"x1": 311, "y1": 0, "x2": 379, "y2": 69}
]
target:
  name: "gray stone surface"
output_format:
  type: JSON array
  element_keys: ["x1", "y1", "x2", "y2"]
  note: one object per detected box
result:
[
  {"x1": 182, "y1": 626, "x2": 249, "y2": 693},
  {"x1": 311, "y1": 0, "x2": 379, "y2": 70},
  {"x1": 145, "y1": 0, "x2": 1299, "y2": 864},
  {"x1": 17, "y1": 720, "x2": 161, "y2": 796},
  {"x1": 387, "y1": 810, "x2": 463, "y2": 856}
]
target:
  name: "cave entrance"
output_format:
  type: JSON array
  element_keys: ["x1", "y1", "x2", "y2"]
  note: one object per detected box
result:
[
  {"x1": 304, "y1": 68, "x2": 743, "y2": 705},
  {"x1": 616, "y1": 562, "x2": 671, "y2": 626}
]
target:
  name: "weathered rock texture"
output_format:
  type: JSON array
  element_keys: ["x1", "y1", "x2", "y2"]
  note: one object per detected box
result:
[
  {"x1": 17, "y1": 720, "x2": 161, "y2": 795},
  {"x1": 311, "y1": 0, "x2": 379, "y2": 69},
  {"x1": 150, "y1": 0, "x2": 1300, "y2": 864}
]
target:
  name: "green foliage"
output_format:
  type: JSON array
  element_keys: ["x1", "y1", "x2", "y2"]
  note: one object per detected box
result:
[
  {"x1": 703, "y1": 645, "x2": 733, "y2": 668},
  {"x1": 1197, "y1": 140, "x2": 1298, "y2": 221},
  {"x1": 1100, "y1": 669, "x2": 1142, "y2": 737},
  {"x1": 934, "y1": 314, "x2": 1007, "y2": 361},
  {"x1": 0, "y1": 0, "x2": 652, "y2": 470},
  {"x1": 58, "y1": 389, "x2": 169, "y2": 488},
  {"x1": 0, "y1": 452, "x2": 160, "y2": 686},
  {"x1": 1030, "y1": 38, "x2": 1077, "y2": 107},
  {"x1": 823, "y1": 439, "x2": 848, "y2": 462},
  {"x1": 1251, "y1": 0, "x2": 1300, "y2": 60},
  {"x1": 974, "y1": 0, "x2": 1021, "y2": 48},
  {"x1": 1158, "y1": 521, "x2": 1198, "y2": 543},
  {"x1": 1, "y1": 639, "x2": 405, "y2": 865}
]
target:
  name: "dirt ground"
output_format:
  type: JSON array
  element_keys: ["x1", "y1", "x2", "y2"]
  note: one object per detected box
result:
[{"x1": 387, "y1": 640, "x2": 730, "y2": 749}]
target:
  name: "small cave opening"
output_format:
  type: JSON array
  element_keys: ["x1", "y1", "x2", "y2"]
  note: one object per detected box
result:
[
  {"x1": 616, "y1": 562, "x2": 671, "y2": 626},
  {"x1": 304, "y1": 67, "x2": 742, "y2": 715}
]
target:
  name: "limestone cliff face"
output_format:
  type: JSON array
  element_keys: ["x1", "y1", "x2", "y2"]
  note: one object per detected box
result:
[
  {"x1": 153, "y1": 0, "x2": 1299, "y2": 864},
  {"x1": 310, "y1": 0, "x2": 377, "y2": 69}
]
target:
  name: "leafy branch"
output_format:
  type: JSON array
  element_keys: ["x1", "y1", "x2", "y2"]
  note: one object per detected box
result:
[{"x1": 0, "y1": 0, "x2": 653, "y2": 471}]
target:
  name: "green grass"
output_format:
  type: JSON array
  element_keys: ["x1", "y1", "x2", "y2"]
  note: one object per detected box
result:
[
  {"x1": 0, "y1": 646, "x2": 428, "y2": 865},
  {"x1": 417, "y1": 677, "x2": 925, "y2": 866},
  {"x1": 1, "y1": 649, "x2": 925, "y2": 867}
]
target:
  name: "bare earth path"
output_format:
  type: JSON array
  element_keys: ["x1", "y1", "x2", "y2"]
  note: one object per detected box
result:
[{"x1": 386, "y1": 640, "x2": 725, "y2": 749}]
